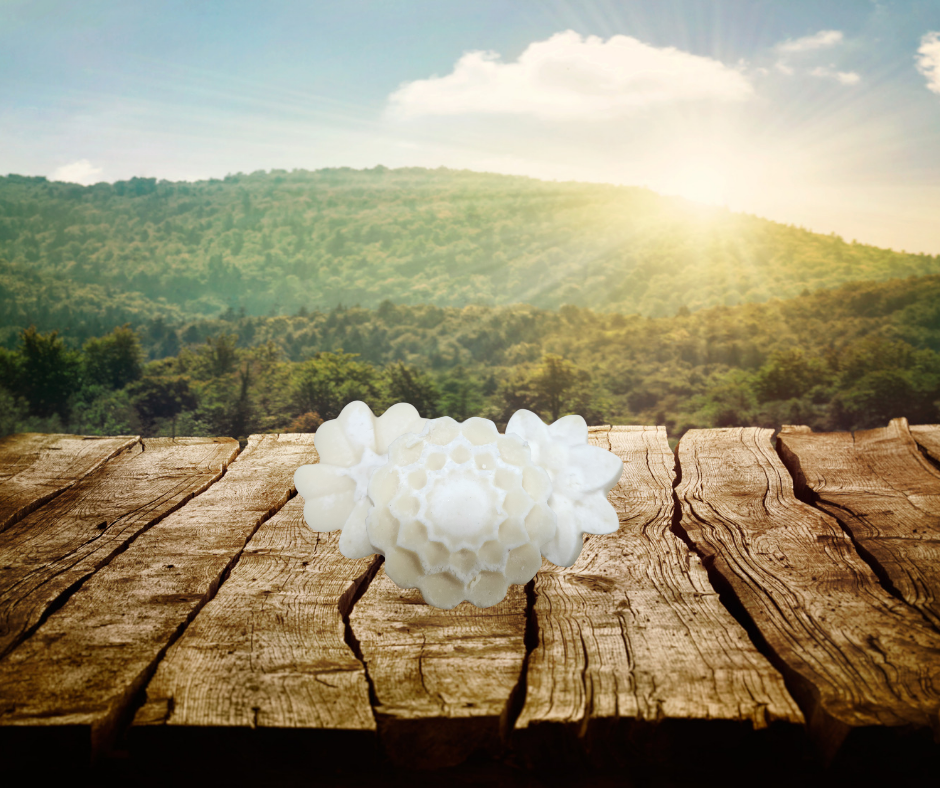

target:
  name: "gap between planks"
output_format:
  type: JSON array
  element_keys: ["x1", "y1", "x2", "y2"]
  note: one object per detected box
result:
[
  {"x1": 675, "y1": 426, "x2": 940, "y2": 764},
  {"x1": 513, "y1": 425, "x2": 802, "y2": 769},
  {"x1": 9, "y1": 425, "x2": 936, "y2": 772},
  {"x1": 71, "y1": 426, "x2": 805, "y2": 771},
  {"x1": 778, "y1": 418, "x2": 940, "y2": 632}
]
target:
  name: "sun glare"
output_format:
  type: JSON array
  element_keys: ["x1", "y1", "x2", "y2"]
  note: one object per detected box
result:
[{"x1": 658, "y1": 159, "x2": 731, "y2": 207}]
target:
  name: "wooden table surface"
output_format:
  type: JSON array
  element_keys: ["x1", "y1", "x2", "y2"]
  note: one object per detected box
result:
[{"x1": 1, "y1": 420, "x2": 939, "y2": 785}]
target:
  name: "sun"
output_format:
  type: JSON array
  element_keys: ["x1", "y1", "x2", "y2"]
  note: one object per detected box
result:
[{"x1": 660, "y1": 159, "x2": 731, "y2": 207}]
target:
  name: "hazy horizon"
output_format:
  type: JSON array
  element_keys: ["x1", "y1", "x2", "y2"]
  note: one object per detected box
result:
[{"x1": 6, "y1": 162, "x2": 935, "y2": 258}]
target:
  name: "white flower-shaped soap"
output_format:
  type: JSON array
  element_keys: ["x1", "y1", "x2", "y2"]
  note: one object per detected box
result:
[
  {"x1": 366, "y1": 416, "x2": 557, "y2": 609},
  {"x1": 293, "y1": 401, "x2": 427, "y2": 559},
  {"x1": 506, "y1": 410, "x2": 623, "y2": 567}
]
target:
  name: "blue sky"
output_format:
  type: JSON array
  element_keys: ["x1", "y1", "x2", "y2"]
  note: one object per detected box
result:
[{"x1": 2, "y1": 0, "x2": 939, "y2": 253}]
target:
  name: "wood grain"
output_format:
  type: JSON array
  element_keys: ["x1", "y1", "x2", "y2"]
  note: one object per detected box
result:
[
  {"x1": 133, "y1": 495, "x2": 378, "y2": 740},
  {"x1": 0, "y1": 437, "x2": 237, "y2": 659},
  {"x1": 0, "y1": 433, "x2": 138, "y2": 533},
  {"x1": 779, "y1": 418, "x2": 940, "y2": 630},
  {"x1": 349, "y1": 568, "x2": 527, "y2": 768},
  {"x1": 676, "y1": 427, "x2": 940, "y2": 758},
  {"x1": 515, "y1": 426, "x2": 802, "y2": 762},
  {"x1": 0, "y1": 433, "x2": 316, "y2": 762},
  {"x1": 911, "y1": 424, "x2": 940, "y2": 465}
]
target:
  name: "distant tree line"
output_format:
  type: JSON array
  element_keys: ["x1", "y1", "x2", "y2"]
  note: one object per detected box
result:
[{"x1": 3, "y1": 273, "x2": 939, "y2": 440}]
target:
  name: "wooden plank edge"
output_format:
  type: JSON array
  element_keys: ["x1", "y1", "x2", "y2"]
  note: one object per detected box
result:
[
  {"x1": 910, "y1": 422, "x2": 940, "y2": 469},
  {"x1": 778, "y1": 420, "x2": 940, "y2": 632},
  {"x1": 0, "y1": 435, "x2": 140, "y2": 534},
  {"x1": 0, "y1": 439, "x2": 249, "y2": 763},
  {"x1": 0, "y1": 437, "x2": 240, "y2": 663},
  {"x1": 881, "y1": 418, "x2": 940, "y2": 482},
  {"x1": 128, "y1": 471, "x2": 386, "y2": 764}
]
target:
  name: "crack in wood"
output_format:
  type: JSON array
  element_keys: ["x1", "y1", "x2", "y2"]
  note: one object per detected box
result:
[
  {"x1": 116, "y1": 486, "x2": 291, "y2": 747},
  {"x1": 341, "y1": 556, "x2": 383, "y2": 711},
  {"x1": 128, "y1": 442, "x2": 379, "y2": 753},
  {"x1": 499, "y1": 575, "x2": 538, "y2": 743}
]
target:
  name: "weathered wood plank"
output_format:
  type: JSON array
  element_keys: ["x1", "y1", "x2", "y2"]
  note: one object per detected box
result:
[
  {"x1": 0, "y1": 433, "x2": 317, "y2": 762},
  {"x1": 0, "y1": 437, "x2": 237, "y2": 659},
  {"x1": 676, "y1": 427, "x2": 940, "y2": 758},
  {"x1": 132, "y1": 495, "x2": 378, "y2": 741},
  {"x1": 0, "y1": 433, "x2": 138, "y2": 533},
  {"x1": 779, "y1": 418, "x2": 940, "y2": 630},
  {"x1": 911, "y1": 423, "x2": 940, "y2": 465},
  {"x1": 515, "y1": 426, "x2": 802, "y2": 762},
  {"x1": 349, "y1": 568, "x2": 527, "y2": 768}
]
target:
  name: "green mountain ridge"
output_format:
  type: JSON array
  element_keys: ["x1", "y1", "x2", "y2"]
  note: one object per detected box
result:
[{"x1": 1, "y1": 167, "x2": 938, "y2": 347}]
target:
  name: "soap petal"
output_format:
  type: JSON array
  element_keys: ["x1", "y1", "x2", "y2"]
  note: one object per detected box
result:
[
  {"x1": 335, "y1": 401, "x2": 379, "y2": 455},
  {"x1": 366, "y1": 505, "x2": 400, "y2": 554},
  {"x1": 548, "y1": 414, "x2": 588, "y2": 446},
  {"x1": 568, "y1": 443, "x2": 624, "y2": 495},
  {"x1": 419, "y1": 572, "x2": 467, "y2": 610},
  {"x1": 388, "y1": 432, "x2": 424, "y2": 467},
  {"x1": 294, "y1": 463, "x2": 354, "y2": 499},
  {"x1": 384, "y1": 546, "x2": 423, "y2": 588},
  {"x1": 367, "y1": 462, "x2": 401, "y2": 506},
  {"x1": 374, "y1": 402, "x2": 427, "y2": 454},
  {"x1": 506, "y1": 409, "x2": 549, "y2": 447},
  {"x1": 338, "y1": 498, "x2": 376, "y2": 559},
  {"x1": 524, "y1": 503, "x2": 557, "y2": 548},
  {"x1": 302, "y1": 489, "x2": 356, "y2": 533},
  {"x1": 541, "y1": 497, "x2": 585, "y2": 567},
  {"x1": 505, "y1": 543, "x2": 542, "y2": 585},
  {"x1": 573, "y1": 494, "x2": 620, "y2": 536},
  {"x1": 465, "y1": 572, "x2": 510, "y2": 609},
  {"x1": 313, "y1": 419, "x2": 360, "y2": 468},
  {"x1": 462, "y1": 417, "x2": 500, "y2": 445}
]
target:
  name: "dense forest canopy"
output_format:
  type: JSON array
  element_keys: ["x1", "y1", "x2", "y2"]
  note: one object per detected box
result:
[
  {"x1": 3, "y1": 273, "x2": 939, "y2": 441},
  {"x1": 1, "y1": 167, "x2": 938, "y2": 352}
]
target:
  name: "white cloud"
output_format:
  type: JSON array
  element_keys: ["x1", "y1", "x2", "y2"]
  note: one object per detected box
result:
[
  {"x1": 916, "y1": 31, "x2": 940, "y2": 95},
  {"x1": 51, "y1": 159, "x2": 103, "y2": 184},
  {"x1": 775, "y1": 62, "x2": 794, "y2": 75},
  {"x1": 777, "y1": 30, "x2": 844, "y2": 53},
  {"x1": 388, "y1": 30, "x2": 753, "y2": 120},
  {"x1": 810, "y1": 66, "x2": 861, "y2": 85}
]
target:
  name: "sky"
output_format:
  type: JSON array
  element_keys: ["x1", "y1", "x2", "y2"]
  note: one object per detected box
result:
[{"x1": 2, "y1": 0, "x2": 939, "y2": 254}]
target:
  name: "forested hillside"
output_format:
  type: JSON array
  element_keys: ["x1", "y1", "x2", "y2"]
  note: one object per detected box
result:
[
  {"x1": 1, "y1": 167, "x2": 938, "y2": 349},
  {"x1": 4, "y1": 274, "x2": 939, "y2": 441}
]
